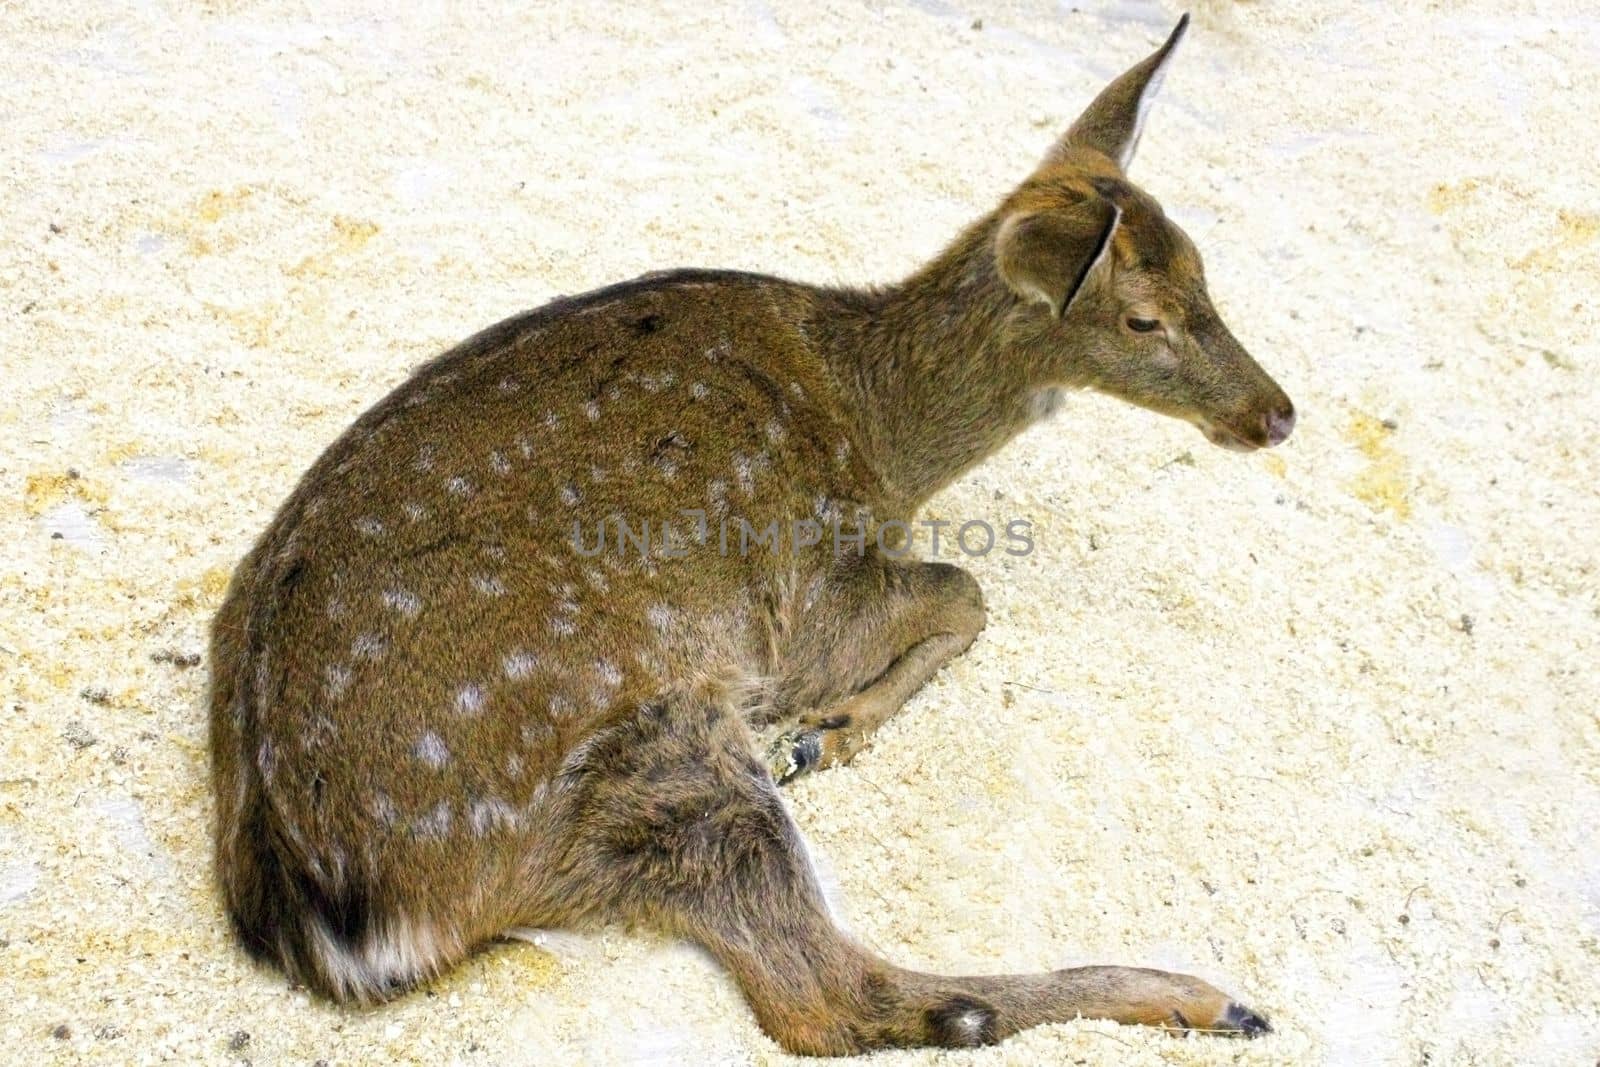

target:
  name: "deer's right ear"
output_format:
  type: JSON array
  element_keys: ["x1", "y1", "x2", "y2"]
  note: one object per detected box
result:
[{"x1": 994, "y1": 199, "x2": 1119, "y2": 318}]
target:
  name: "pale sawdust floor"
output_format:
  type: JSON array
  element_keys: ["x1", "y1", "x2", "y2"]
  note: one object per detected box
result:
[{"x1": 2, "y1": 2, "x2": 1598, "y2": 1065}]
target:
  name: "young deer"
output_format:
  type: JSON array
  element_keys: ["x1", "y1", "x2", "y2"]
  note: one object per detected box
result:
[{"x1": 209, "y1": 14, "x2": 1292, "y2": 1054}]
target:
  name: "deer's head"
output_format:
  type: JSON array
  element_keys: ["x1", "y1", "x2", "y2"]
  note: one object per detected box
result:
[{"x1": 995, "y1": 15, "x2": 1295, "y2": 451}]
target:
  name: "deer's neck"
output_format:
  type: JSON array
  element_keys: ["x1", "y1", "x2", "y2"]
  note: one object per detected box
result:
[{"x1": 811, "y1": 216, "x2": 1057, "y2": 513}]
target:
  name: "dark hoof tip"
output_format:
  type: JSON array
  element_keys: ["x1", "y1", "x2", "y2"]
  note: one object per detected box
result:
[
  {"x1": 790, "y1": 731, "x2": 822, "y2": 772},
  {"x1": 770, "y1": 730, "x2": 823, "y2": 784},
  {"x1": 1224, "y1": 1002, "x2": 1272, "y2": 1037}
]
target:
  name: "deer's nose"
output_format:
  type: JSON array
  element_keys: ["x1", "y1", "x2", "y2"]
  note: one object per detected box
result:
[{"x1": 1263, "y1": 403, "x2": 1296, "y2": 447}]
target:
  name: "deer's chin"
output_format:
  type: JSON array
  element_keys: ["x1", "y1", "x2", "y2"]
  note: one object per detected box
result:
[{"x1": 1196, "y1": 419, "x2": 1260, "y2": 452}]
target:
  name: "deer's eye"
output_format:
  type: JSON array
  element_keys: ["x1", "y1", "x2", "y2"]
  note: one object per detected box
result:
[{"x1": 1126, "y1": 317, "x2": 1161, "y2": 333}]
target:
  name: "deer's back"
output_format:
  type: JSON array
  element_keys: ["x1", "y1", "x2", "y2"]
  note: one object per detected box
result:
[{"x1": 209, "y1": 269, "x2": 879, "y2": 947}]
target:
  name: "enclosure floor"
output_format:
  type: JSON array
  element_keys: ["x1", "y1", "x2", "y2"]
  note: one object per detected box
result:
[{"x1": 3, "y1": 2, "x2": 1597, "y2": 1064}]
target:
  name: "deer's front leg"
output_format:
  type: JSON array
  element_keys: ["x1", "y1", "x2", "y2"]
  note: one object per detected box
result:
[{"x1": 770, "y1": 557, "x2": 986, "y2": 784}]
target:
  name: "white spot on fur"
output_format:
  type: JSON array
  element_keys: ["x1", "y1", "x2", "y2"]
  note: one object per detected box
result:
[
  {"x1": 446, "y1": 475, "x2": 474, "y2": 497},
  {"x1": 414, "y1": 731, "x2": 449, "y2": 768},
  {"x1": 833, "y1": 440, "x2": 850, "y2": 466},
  {"x1": 489, "y1": 450, "x2": 511, "y2": 475},
  {"x1": 542, "y1": 411, "x2": 559, "y2": 431},
  {"x1": 646, "y1": 603, "x2": 673, "y2": 633},
  {"x1": 469, "y1": 796, "x2": 519, "y2": 836},
  {"x1": 351, "y1": 632, "x2": 387, "y2": 661},
  {"x1": 548, "y1": 693, "x2": 575, "y2": 717},
  {"x1": 764, "y1": 418, "x2": 786, "y2": 444},
  {"x1": 583, "y1": 400, "x2": 600, "y2": 421},
  {"x1": 733, "y1": 454, "x2": 754, "y2": 497},
  {"x1": 473, "y1": 574, "x2": 508, "y2": 597},
  {"x1": 302, "y1": 714, "x2": 337, "y2": 751},
  {"x1": 498, "y1": 377, "x2": 520, "y2": 393},
  {"x1": 497, "y1": 651, "x2": 534, "y2": 683},
  {"x1": 689, "y1": 381, "x2": 708, "y2": 400},
  {"x1": 594, "y1": 660, "x2": 622, "y2": 688},
  {"x1": 560, "y1": 483, "x2": 581, "y2": 506},
  {"x1": 355, "y1": 516, "x2": 385, "y2": 537},
  {"x1": 454, "y1": 683, "x2": 486, "y2": 716},
  {"x1": 414, "y1": 445, "x2": 437, "y2": 473},
  {"x1": 413, "y1": 800, "x2": 452, "y2": 839},
  {"x1": 402, "y1": 501, "x2": 427, "y2": 523},
  {"x1": 549, "y1": 616, "x2": 576, "y2": 637},
  {"x1": 326, "y1": 596, "x2": 347, "y2": 620},
  {"x1": 324, "y1": 664, "x2": 353, "y2": 699},
  {"x1": 369, "y1": 791, "x2": 398, "y2": 828},
  {"x1": 382, "y1": 588, "x2": 422, "y2": 617},
  {"x1": 584, "y1": 567, "x2": 610, "y2": 593}
]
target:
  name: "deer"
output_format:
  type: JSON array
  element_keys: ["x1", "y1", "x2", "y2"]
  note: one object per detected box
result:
[{"x1": 208, "y1": 14, "x2": 1293, "y2": 1055}]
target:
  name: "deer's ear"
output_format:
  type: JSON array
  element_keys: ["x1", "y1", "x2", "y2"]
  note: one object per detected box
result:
[
  {"x1": 1054, "y1": 13, "x2": 1188, "y2": 170},
  {"x1": 994, "y1": 199, "x2": 1119, "y2": 319}
]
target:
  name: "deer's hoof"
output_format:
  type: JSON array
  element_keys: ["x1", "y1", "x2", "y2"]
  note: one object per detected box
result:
[
  {"x1": 767, "y1": 729, "x2": 823, "y2": 785},
  {"x1": 1221, "y1": 1001, "x2": 1272, "y2": 1037},
  {"x1": 1167, "y1": 1000, "x2": 1271, "y2": 1038}
]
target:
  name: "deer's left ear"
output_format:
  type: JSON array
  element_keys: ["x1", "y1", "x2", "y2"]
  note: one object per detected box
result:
[{"x1": 1053, "y1": 13, "x2": 1189, "y2": 171}]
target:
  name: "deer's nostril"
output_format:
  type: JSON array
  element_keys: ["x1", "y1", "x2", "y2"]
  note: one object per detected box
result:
[{"x1": 1264, "y1": 405, "x2": 1296, "y2": 446}]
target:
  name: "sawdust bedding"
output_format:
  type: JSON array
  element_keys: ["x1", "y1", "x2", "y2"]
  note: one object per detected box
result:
[{"x1": 2, "y1": 1, "x2": 1597, "y2": 1064}]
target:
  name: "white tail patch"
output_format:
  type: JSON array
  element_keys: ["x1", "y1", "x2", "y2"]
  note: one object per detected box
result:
[{"x1": 305, "y1": 913, "x2": 456, "y2": 1003}]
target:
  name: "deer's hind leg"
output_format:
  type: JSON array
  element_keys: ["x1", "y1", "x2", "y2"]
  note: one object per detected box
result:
[
  {"x1": 768, "y1": 554, "x2": 987, "y2": 783},
  {"x1": 550, "y1": 694, "x2": 1268, "y2": 1055}
]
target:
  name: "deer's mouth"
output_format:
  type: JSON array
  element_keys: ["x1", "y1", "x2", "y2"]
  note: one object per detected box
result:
[{"x1": 1196, "y1": 419, "x2": 1261, "y2": 452}]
